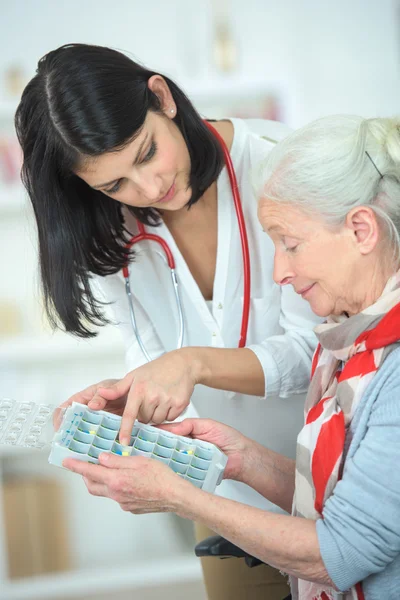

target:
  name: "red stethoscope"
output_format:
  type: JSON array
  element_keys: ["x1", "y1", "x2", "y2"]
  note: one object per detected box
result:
[{"x1": 122, "y1": 121, "x2": 251, "y2": 362}]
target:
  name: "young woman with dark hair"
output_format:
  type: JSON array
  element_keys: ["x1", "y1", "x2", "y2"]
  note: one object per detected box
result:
[{"x1": 16, "y1": 43, "x2": 320, "y2": 600}]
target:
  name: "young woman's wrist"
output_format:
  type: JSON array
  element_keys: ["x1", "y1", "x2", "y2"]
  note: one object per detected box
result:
[{"x1": 178, "y1": 347, "x2": 211, "y2": 385}]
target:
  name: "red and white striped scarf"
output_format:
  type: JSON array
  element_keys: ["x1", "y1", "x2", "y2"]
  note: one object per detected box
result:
[{"x1": 290, "y1": 270, "x2": 400, "y2": 600}]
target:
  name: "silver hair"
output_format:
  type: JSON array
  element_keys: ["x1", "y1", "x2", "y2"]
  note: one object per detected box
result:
[{"x1": 255, "y1": 115, "x2": 400, "y2": 261}]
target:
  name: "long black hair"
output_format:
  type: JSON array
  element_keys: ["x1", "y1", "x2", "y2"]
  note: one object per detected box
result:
[{"x1": 15, "y1": 43, "x2": 224, "y2": 337}]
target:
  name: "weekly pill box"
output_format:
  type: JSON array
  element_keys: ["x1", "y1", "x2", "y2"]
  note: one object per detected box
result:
[{"x1": 48, "y1": 402, "x2": 228, "y2": 493}]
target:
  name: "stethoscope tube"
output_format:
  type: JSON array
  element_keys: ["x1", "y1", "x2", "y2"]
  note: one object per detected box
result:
[
  {"x1": 123, "y1": 220, "x2": 185, "y2": 361},
  {"x1": 204, "y1": 121, "x2": 251, "y2": 348},
  {"x1": 123, "y1": 120, "x2": 251, "y2": 361}
]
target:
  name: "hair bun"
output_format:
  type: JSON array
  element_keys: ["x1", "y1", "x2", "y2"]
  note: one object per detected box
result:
[{"x1": 384, "y1": 120, "x2": 400, "y2": 166}]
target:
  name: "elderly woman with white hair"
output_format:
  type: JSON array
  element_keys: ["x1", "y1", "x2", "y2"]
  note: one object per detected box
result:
[{"x1": 64, "y1": 115, "x2": 400, "y2": 600}]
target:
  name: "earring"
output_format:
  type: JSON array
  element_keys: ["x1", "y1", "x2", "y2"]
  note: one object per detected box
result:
[{"x1": 170, "y1": 108, "x2": 174, "y2": 114}]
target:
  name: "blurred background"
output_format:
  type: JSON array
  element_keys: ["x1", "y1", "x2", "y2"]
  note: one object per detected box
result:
[{"x1": 0, "y1": 0, "x2": 399, "y2": 598}]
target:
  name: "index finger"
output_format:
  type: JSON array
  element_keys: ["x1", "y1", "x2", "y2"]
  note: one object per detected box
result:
[{"x1": 119, "y1": 383, "x2": 143, "y2": 445}]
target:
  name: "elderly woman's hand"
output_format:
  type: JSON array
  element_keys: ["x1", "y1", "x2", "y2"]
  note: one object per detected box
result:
[
  {"x1": 62, "y1": 453, "x2": 193, "y2": 514},
  {"x1": 161, "y1": 418, "x2": 250, "y2": 482}
]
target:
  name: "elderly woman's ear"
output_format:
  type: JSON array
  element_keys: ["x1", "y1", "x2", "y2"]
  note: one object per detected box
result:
[{"x1": 345, "y1": 206, "x2": 380, "y2": 255}]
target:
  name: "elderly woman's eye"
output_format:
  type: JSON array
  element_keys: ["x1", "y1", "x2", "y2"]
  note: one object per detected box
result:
[{"x1": 286, "y1": 245, "x2": 298, "y2": 253}]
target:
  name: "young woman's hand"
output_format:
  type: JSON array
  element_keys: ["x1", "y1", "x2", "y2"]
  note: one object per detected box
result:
[
  {"x1": 53, "y1": 378, "x2": 127, "y2": 431},
  {"x1": 63, "y1": 452, "x2": 194, "y2": 514},
  {"x1": 59, "y1": 378, "x2": 127, "y2": 415},
  {"x1": 85, "y1": 350, "x2": 199, "y2": 445},
  {"x1": 161, "y1": 418, "x2": 250, "y2": 482}
]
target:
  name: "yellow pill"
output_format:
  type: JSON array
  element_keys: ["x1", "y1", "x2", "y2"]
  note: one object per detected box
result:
[
  {"x1": 89, "y1": 430, "x2": 96, "y2": 435},
  {"x1": 187, "y1": 450, "x2": 194, "y2": 455},
  {"x1": 122, "y1": 451, "x2": 129, "y2": 456}
]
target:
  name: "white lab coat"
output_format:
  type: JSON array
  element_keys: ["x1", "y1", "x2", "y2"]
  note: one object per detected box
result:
[{"x1": 95, "y1": 118, "x2": 321, "y2": 511}]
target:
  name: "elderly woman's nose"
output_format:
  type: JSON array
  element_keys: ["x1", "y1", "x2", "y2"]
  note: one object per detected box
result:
[{"x1": 273, "y1": 252, "x2": 294, "y2": 286}]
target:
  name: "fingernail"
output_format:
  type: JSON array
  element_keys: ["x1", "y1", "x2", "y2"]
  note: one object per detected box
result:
[
  {"x1": 89, "y1": 401, "x2": 99, "y2": 407},
  {"x1": 99, "y1": 453, "x2": 109, "y2": 462}
]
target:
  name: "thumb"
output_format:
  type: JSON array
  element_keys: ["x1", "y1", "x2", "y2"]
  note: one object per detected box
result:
[
  {"x1": 159, "y1": 418, "x2": 210, "y2": 439},
  {"x1": 98, "y1": 452, "x2": 128, "y2": 468}
]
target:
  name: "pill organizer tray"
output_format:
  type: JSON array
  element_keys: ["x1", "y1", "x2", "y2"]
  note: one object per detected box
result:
[
  {"x1": 48, "y1": 402, "x2": 228, "y2": 493},
  {"x1": 0, "y1": 398, "x2": 54, "y2": 448}
]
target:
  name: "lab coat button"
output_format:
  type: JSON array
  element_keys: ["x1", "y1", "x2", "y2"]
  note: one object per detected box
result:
[{"x1": 218, "y1": 303, "x2": 223, "y2": 310}]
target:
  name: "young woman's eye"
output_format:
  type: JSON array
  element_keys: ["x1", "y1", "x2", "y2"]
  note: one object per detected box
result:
[
  {"x1": 104, "y1": 180, "x2": 122, "y2": 194},
  {"x1": 142, "y1": 141, "x2": 157, "y2": 163}
]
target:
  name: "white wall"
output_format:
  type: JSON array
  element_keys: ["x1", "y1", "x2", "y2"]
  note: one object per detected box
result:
[
  {"x1": 1, "y1": 0, "x2": 399, "y2": 125},
  {"x1": 0, "y1": 0, "x2": 400, "y2": 125}
]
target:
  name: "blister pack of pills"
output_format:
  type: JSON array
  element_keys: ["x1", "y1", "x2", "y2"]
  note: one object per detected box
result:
[
  {"x1": 0, "y1": 398, "x2": 56, "y2": 449},
  {"x1": 49, "y1": 402, "x2": 228, "y2": 493}
]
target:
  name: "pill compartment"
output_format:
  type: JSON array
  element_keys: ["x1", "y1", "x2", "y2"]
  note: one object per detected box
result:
[
  {"x1": 111, "y1": 442, "x2": 131, "y2": 456},
  {"x1": 69, "y1": 440, "x2": 90, "y2": 454},
  {"x1": 153, "y1": 444, "x2": 173, "y2": 459},
  {"x1": 191, "y1": 456, "x2": 211, "y2": 470},
  {"x1": 101, "y1": 415, "x2": 120, "y2": 431},
  {"x1": 131, "y1": 448, "x2": 150, "y2": 458},
  {"x1": 134, "y1": 438, "x2": 155, "y2": 453},
  {"x1": 171, "y1": 449, "x2": 192, "y2": 464},
  {"x1": 0, "y1": 399, "x2": 13, "y2": 410},
  {"x1": 78, "y1": 424, "x2": 98, "y2": 436},
  {"x1": 157, "y1": 433, "x2": 176, "y2": 449},
  {"x1": 92, "y1": 437, "x2": 113, "y2": 451},
  {"x1": 74, "y1": 430, "x2": 94, "y2": 445},
  {"x1": 187, "y1": 466, "x2": 207, "y2": 481},
  {"x1": 176, "y1": 440, "x2": 196, "y2": 454},
  {"x1": 170, "y1": 460, "x2": 188, "y2": 475},
  {"x1": 88, "y1": 446, "x2": 102, "y2": 459},
  {"x1": 13, "y1": 413, "x2": 28, "y2": 423},
  {"x1": 23, "y1": 434, "x2": 41, "y2": 447},
  {"x1": 194, "y1": 444, "x2": 214, "y2": 460},
  {"x1": 81, "y1": 411, "x2": 102, "y2": 425},
  {"x1": 96, "y1": 426, "x2": 117, "y2": 441},
  {"x1": 48, "y1": 401, "x2": 228, "y2": 494},
  {"x1": 137, "y1": 429, "x2": 158, "y2": 443},
  {"x1": 33, "y1": 415, "x2": 49, "y2": 426}
]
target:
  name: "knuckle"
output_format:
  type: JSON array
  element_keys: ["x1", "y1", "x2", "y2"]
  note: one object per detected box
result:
[
  {"x1": 110, "y1": 478, "x2": 123, "y2": 494},
  {"x1": 134, "y1": 381, "x2": 146, "y2": 395},
  {"x1": 87, "y1": 485, "x2": 98, "y2": 497}
]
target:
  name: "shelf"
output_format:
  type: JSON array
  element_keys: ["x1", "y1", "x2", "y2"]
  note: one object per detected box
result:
[
  {"x1": 2, "y1": 553, "x2": 202, "y2": 599},
  {"x1": 0, "y1": 76, "x2": 284, "y2": 122},
  {"x1": 184, "y1": 75, "x2": 286, "y2": 101},
  {"x1": 0, "y1": 330, "x2": 124, "y2": 365}
]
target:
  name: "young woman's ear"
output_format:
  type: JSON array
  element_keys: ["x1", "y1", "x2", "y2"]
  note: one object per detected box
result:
[{"x1": 147, "y1": 75, "x2": 176, "y2": 118}]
